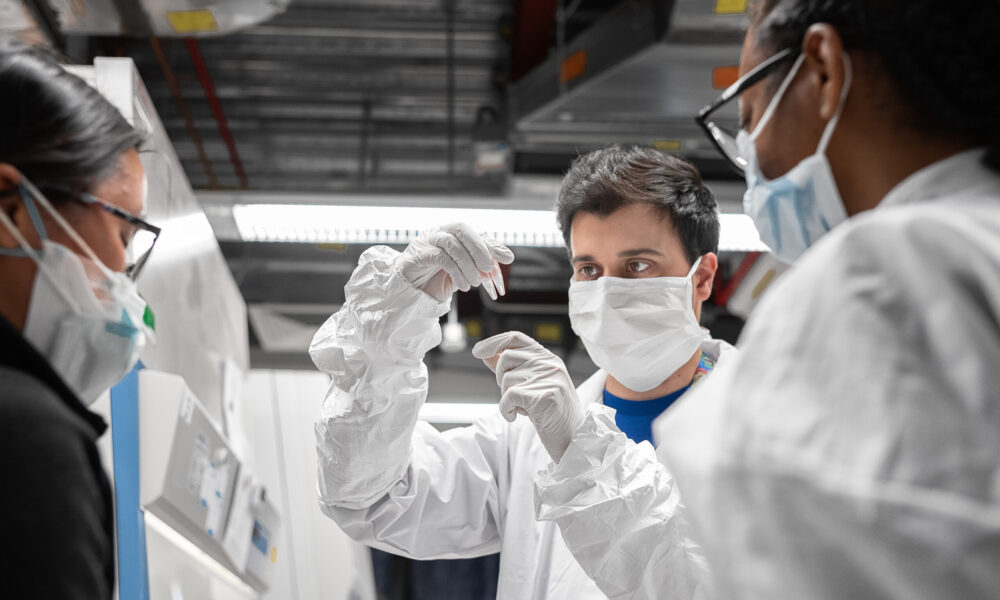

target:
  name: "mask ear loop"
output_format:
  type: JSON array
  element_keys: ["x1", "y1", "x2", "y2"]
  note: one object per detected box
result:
[
  {"x1": 0, "y1": 208, "x2": 43, "y2": 262},
  {"x1": 686, "y1": 255, "x2": 706, "y2": 312},
  {"x1": 749, "y1": 54, "x2": 806, "y2": 142},
  {"x1": 0, "y1": 181, "x2": 51, "y2": 259},
  {"x1": 0, "y1": 198, "x2": 88, "y2": 312},
  {"x1": 20, "y1": 184, "x2": 49, "y2": 240},
  {"x1": 20, "y1": 177, "x2": 113, "y2": 276},
  {"x1": 686, "y1": 255, "x2": 704, "y2": 279},
  {"x1": 815, "y1": 53, "x2": 853, "y2": 155}
]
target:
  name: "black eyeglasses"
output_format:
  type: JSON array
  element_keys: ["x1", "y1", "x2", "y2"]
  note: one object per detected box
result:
[
  {"x1": 40, "y1": 185, "x2": 162, "y2": 281},
  {"x1": 695, "y1": 47, "x2": 799, "y2": 175}
]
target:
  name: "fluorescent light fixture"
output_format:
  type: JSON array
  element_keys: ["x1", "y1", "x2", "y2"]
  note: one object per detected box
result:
[
  {"x1": 232, "y1": 204, "x2": 770, "y2": 252},
  {"x1": 420, "y1": 402, "x2": 498, "y2": 425}
]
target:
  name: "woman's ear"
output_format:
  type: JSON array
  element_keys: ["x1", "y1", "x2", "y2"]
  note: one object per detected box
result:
[
  {"x1": 801, "y1": 23, "x2": 848, "y2": 122},
  {"x1": 0, "y1": 163, "x2": 21, "y2": 192},
  {"x1": 0, "y1": 165, "x2": 37, "y2": 251}
]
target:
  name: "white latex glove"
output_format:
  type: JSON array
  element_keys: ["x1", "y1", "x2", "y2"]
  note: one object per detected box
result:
[
  {"x1": 472, "y1": 331, "x2": 584, "y2": 462},
  {"x1": 398, "y1": 223, "x2": 515, "y2": 302}
]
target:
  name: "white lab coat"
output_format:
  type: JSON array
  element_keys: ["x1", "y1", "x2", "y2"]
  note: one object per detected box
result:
[
  {"x1": 656, "y1": 148, "x2": 1000, "y2": 599},
  {"x1": 309, "y1": 246, "x2": 604, "y2": 599}
]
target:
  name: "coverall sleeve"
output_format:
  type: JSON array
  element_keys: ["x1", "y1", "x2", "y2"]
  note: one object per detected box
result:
[
  {"x1": 534, "y1": 404, "x2": 709, "y2": 600},
  {"x1": 312, "y1": 245, "x2": 506, "y2": 559}
]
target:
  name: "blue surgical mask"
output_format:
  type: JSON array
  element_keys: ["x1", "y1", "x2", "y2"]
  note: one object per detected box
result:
[{"x1": 736, "y1": 53, "x2": 853, "y2": 263}]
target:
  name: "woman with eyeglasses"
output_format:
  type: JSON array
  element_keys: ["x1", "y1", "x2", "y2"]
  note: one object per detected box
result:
[
  {"x1": 657, "y1": 0, "x2": 1000, "y2": 599},
  {"x1": 0, "y1": 43, "x2": 159, "y2": 598},
  {"x1": 525, "y1": 1, "x2": 1000, "y2": 599}
]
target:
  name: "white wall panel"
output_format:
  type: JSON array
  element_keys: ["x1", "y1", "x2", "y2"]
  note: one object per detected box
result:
[{"x1": 244, "y1": 370, "x2": 375, "y2": 600}]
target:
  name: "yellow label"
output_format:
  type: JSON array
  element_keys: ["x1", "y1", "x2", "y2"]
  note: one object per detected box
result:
[
  {"x1": 464, "y1": 320, "x2": 483, "y2": 339},
  {"x1": 715, "y1": 0, "x2": 747, "y2": 14},
  {"x1": 166, "y1": 10, "x2": 219, "y2": 34},
  {"x1": 652, "y1": 140, "x2": 682, "y2": 151},
  {"x1": 317, "y1": 243, "x2": 348, "y2": 251},
  {"x1": 534, "y1": 323, "x2": 562, "y2": 342},
  {"x1": 270, "y1": 547, "x2": 278, "y2": 563}
]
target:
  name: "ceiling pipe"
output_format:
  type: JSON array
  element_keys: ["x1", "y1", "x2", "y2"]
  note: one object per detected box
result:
[
  {"x1": 509, "y1": 0, "x2": 559, "y2": 82},
  {"x1": 555, "y1": 0, "x2": 585, "y2": 95},
  {"x1": 149, "y1": 36, "x2": 220, "y2": 189},
  {"x1": 185, "y1": 37, "x2": 249, "y2": 189},
  {"x1": 358, "y1": 99, "x2": 371, "y2": 189},
  {"x1": 444, "y1": 0, "x2": 457, "y2": 188}
]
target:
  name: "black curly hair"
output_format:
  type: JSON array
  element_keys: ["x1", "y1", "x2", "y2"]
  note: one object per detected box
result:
[
  {"x1": 749, "y1": 0, "x2": 1000, "y2": 171},
  {"x1": 555, "y1": 146, "x2": 719, "y2": 266},
  {"x1": 0, "y1": 42, "x2": 145, "y2": 201}
]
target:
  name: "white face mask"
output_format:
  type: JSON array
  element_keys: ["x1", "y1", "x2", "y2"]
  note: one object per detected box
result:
[
  {"x1": 568, "y1": 257, "x2": 706, "y2": 393},
  {"x1": 736, "y1": 53, "x2": 853, "y2": 263},
  {"x1": 0, "y1": 179, "x2": 154, "y2": 404}
]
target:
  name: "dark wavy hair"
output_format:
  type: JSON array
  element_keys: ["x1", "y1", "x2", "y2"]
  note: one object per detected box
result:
[
  {"x1": 750, "y1": 0, "x2": 1000, "y2": 171},
  {"x1": 0, "y1": 42, "x2": 144, "y2": 200},
  {"x1": 555, "y1": 146, "x2": 719, "y2": 266}
]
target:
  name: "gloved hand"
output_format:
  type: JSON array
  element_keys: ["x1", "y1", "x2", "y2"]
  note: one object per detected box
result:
[
  {"x1": 398, "y1": 223, "x2": 515, "y2": 302},
  {"x1": 472, "y1": 332, "x2": 584, "y2": 462}
]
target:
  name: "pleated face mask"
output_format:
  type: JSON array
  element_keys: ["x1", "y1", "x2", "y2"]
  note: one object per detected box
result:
[
  {"x1": 568, "y1": 257, "x2": 705, "y2": 393},
  {"x1": 737, "y1": 53, "x2": 853, "y2": 263}
]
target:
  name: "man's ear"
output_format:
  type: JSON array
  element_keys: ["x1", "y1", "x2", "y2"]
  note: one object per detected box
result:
[{"x1": 694, "y1": 252, "x2": 718, "y2": 303}]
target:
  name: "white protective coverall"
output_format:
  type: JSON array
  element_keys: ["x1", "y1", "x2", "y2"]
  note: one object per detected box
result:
[
  {"x1": 652, "y1": 148, "x2": 1000, "y2": 599},
  {"x1": 534, "y1": 338, "x2": 737, "y2": 600},
  {"x1": 311, "y1": 244, "x2": 725, "y2": 599}
]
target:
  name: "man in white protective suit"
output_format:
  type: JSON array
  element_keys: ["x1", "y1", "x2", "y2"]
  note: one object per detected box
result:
[{"x1": 310, "y1": 146, "x2": 733, "y2": 599}]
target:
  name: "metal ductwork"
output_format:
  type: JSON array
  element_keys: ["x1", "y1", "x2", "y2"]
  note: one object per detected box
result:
[
  {"x1": 510, "y1": 0, "x2": 747, "y2": 178},
  {"x1": 44, "y1": 0, "x2": 290, "y2": 37}
]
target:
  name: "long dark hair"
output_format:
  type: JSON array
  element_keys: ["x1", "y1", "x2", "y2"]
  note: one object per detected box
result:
[
  {"x1": 0, "y1": 42, "x2": 144, "y2": 200},
  {"x1": 750, "y1": 0, "x2": 1000, "y2": 172}
]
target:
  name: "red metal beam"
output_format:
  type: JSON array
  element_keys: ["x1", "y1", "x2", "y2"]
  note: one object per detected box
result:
[
  {"x1": 149, "y1": 36, "x2": 219, "y2": 189},
  {"x1": 713, "y1": 252, "x2": 761, "y2": 307},
  {"x1": 510, "y1": 0, "x2": 558, "y2": 82},
  {"x1": 185, "y1": 37, "x2": 248, "y2": 189}
]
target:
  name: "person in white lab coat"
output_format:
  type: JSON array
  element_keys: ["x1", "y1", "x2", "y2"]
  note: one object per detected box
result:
[
  {"x1": 543, "y1": 0, "x2": 1000, "y2": 598},
  {"x1": 311, "y1": 147, "x2": 727, "y2": 599}
]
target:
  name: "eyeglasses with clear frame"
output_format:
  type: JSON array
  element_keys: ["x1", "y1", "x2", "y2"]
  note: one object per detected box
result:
[{"x1": 695, "y1": 47, "x2": 799, "y2": 175}]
